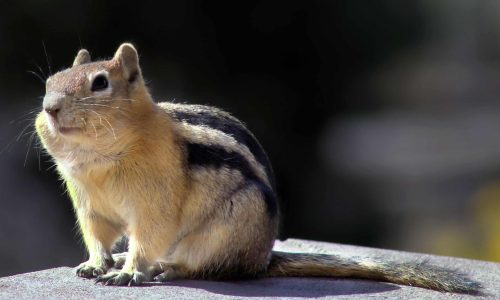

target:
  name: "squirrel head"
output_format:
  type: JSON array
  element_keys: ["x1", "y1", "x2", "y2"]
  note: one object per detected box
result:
[
  {"x1": 36, "y1": 43, "x2": 157, "y2": 168},
  {"x1": 38, "y1": 43, "x2": 153, "y2": 143}
]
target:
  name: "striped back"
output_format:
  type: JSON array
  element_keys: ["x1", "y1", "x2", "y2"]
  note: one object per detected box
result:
[{"x1": 160, "y1": 102, "x2": 277, "y2": 216}]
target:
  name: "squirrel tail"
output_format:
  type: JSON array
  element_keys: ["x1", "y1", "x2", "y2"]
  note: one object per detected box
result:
[{"x1": 266, "y1": 251, "x2": 482, "y2": 294}]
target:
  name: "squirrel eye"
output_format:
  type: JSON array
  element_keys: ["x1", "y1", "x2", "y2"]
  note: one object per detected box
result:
[{"x1": 91, "y1": 75, "x2": 109, "y2": 92}]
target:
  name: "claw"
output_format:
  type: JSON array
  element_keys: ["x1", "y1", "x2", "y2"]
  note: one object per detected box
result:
[
  {"x1": 104, "y1": 278, "x2": 114, "y2": 286},
  {"x1": 117, "y1": 274, "x2": 131, "y2": 285},
  {"x1": 153, "y1": 273, "x2": 165, "y2": 282},
  {"x1": 94, "y1": 275, "x2": 105, "y2": 284},
  {"x1": 76, "y1": 262, "x2": 107, "y2": 279},
  {"x1": 128, "y1": 273, "x2": 145, "y2": 286},
  {"x1": 128, "y1": 279, "x2": 139, "y2": 286},
  {"x1": 153, "y1": 268, "x2": 179, "y2": 282},
  {"x1": 94, "y1": 271, "x2": 147, "y2": 286},
  {"x1": 92, "y1": 268, "x2": 104, "y2": 277}
]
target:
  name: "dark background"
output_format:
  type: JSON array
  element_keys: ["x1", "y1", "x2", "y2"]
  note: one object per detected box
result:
[{"x1": 1, "y1": 1, "x2": 500, "y2": 276}]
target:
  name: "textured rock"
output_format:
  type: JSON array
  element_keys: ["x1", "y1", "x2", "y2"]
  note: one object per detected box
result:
[{"x1": 0, "y1": 239, "x2": 498, "y2": 299}]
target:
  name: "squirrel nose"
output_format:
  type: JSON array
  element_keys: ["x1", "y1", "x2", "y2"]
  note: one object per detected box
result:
[
  {"x1": 44, "y1": 107, "x2": 60, "y2": 118},
  {"x1": 43, "y1": 92, "x2": 65, "y2": 120}
]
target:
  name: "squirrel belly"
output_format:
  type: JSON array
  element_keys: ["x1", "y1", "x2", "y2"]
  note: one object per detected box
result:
[{"x1": 35, "y1": 43, "x2": 481, "y2": 294}]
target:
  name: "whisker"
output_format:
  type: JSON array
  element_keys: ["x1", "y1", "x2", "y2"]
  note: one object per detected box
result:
[
  {"x1": 16, "y1": 123, "x2": 35, "y2": 142},
  {"x1": 76, "y1": 95, "x2": 137, "y2": 102},
  {"x1": 24, "y1": 131, "x2": 37, "y2": 167},
  {"x1": 34, "y1": 62, "x2": 47, "y2": 81},
  {"x1": 42, "y1": 41, "x2": 52, "y2": 76},
  {"x1": 85, "y1": 109, "x2": 116, "y2": 140},
  {"x1": 99, "y1": 115, "x2": 116, "y2": 140},
  {"x1": 63, "y1": 146, "x2": 72, "y2": 162},
  {"x1": 75, "y1": 103, "x2": 134, "y2": 115},
  {"x1": 114, "y1": 97, "x2": 137, "y2": 102},
  {"x1": 91, "y1": 99, "x2": 136, "y2": 103},
  {"x1": 27, "y1": 70, "x2": 46, "y2": 84},
  {"x1": 19, "y1": 130, "x2": 38, "y2": 140},
  {"x1": 78, "y1": 103, "x2": 121, "y2": 110},
  {"x1": 35, "y1": 138, "x2": 42, "y2": 171},
  {"x1": 46, "y1": 163, "x2": 58, "y2": 172},
  {"x1": 76, "y1": 96, "x2": 98, "y2": 102},
  {"x1": 90, "y1": 120, "x2": 97, "y2": 139},
  {"x1": 9, "y1": 109, "x2": 39, "y2": 125},
  {"x1": 1, "y1": 106, "x2": 40, "y2": 156}
]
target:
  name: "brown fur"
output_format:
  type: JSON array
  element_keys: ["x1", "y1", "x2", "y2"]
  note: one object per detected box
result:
[{"x1": 35, "y1": 43, "x2": 481, "y2": 294}]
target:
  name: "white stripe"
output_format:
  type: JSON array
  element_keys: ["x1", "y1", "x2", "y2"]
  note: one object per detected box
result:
[{"x1": 173, "y1": 121, "x2": 270, "y2": 187}]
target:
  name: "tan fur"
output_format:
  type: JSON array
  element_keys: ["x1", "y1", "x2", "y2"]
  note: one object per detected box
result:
[
  {"x1": 36, "y1": 43, "x2": 276, "y2": 285},
  {"x1": 35, "y1": 43, "x2": 480, "y2": 293}
]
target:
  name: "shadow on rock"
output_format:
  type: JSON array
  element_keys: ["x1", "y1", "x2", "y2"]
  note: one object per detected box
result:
[{"x1": 149, "y1": 277, "x2": 400, "y2": 297}]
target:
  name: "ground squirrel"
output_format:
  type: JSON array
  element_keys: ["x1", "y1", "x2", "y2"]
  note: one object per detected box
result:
[{"x1": 35, "y1": 43, "x2": 481, "y2": 294}]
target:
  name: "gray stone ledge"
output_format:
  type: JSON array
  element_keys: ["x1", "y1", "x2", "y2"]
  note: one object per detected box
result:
[{"x1": 0, "y1": 239, "x2": 498, "y2": 299}]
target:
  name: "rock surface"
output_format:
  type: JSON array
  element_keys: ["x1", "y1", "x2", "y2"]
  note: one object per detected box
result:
[{"x1": 0, "y1": 239, "x2": 498, "y2": 299}]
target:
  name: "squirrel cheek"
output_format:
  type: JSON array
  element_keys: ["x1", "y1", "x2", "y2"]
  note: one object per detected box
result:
[{"x1": 35, "y1": 112, "x2": 52, "y2": 143}]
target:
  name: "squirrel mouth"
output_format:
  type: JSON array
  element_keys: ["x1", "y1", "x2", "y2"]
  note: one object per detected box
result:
[{"x1": 58, "y1": 126, "x2": 81, "y2": 134}]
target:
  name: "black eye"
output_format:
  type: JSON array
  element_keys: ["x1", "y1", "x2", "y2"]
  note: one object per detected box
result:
[{"x1": 91, "y1": 75, "x2": 109, "y2": 91}]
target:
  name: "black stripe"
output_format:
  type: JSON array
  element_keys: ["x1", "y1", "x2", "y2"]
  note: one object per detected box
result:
[
  {"x1": 169, "y1": 107, "x2": 276, "y2": 190},
  {"x1": 186, "y1": 142, "x2": 278, "y2": 217}
]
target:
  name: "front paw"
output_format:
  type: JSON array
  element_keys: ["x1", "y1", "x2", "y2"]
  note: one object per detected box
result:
[
  {"x1": 76, "y1": 261, "x2": 108, "y2": 278},
  {"x1": 95, "y1": 271, "x2": 147, "y2": 286}
]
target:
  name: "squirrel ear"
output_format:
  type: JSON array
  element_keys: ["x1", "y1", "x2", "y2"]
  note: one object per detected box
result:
[
  {"x1": 72, "y1": 49, "x2": 91, "y2": 66},
  {"x1": 113, "y1": 43, "x2": 140, "y2": 83}
]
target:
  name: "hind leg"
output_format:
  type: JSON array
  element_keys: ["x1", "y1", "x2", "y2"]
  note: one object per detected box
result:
[
  {"x1": 167, "y1": 183, "x2": 277, "y2": 279},
  {"x1": 151, "y1": 262, "x2": 190, "y2": 282}
]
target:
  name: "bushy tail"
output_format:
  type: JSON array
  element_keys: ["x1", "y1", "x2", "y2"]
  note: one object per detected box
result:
[{"x1": 266, "y1": 251, "x2": 482, "y2": 294}]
